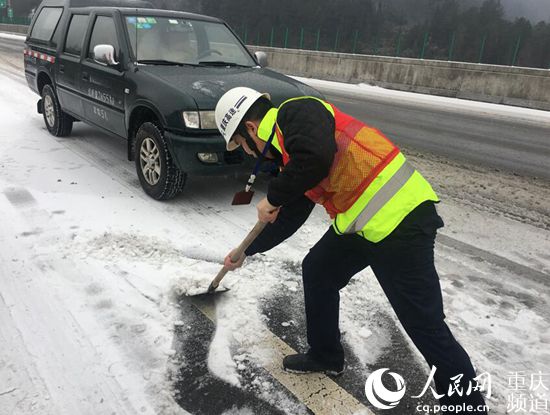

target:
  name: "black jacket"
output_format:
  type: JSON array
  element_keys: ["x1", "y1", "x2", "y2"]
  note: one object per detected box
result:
[
  {"x1": 244, "y1": 98, "x2": 441, "y2": 256},
  {"x1": 267, "y1": 98, "x2": 337, "y2": 207},
  {"x1": 246, "y1": 98, "x2": 337, "y2": 256}
]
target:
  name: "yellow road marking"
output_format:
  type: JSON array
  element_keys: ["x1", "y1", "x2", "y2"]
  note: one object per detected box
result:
[{"x1": 189, "y1": 296, "x2": 374, "y2": 415}]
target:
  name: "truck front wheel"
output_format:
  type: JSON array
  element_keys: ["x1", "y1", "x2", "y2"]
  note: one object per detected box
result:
[{"x1": 135, "y1": 122, "x2": 186, "y2": 200}]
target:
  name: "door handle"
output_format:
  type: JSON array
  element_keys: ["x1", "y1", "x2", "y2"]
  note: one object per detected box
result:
[
  {"x1": 59, "y1": 64, "x2": 65, "y2": 74},
  {"x1": 82, "y1": 72, "x2": 90, "y2": 81}
]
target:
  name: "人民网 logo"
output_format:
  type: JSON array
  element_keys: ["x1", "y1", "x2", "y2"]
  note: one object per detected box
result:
[{"x1": 365, "y1": 368, "x2": 407, "y2": 410}]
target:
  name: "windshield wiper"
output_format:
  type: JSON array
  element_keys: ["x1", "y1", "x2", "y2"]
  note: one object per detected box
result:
[
  {"x1": 198, "y1": 61, "x2": 252, "y2": 67},
  {"x1": 137, "y1": 59, "x2": 200, "y2": 67}
]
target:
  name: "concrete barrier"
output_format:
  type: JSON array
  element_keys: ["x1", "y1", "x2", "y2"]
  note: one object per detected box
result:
[
  {"x1": 2, "y1": 22, "x2": 548, "y2": 111},
  {"x1": 248, "y1": 46, "x2": 550, "y2": 111},
  {"x1": 0, "y1": 23, "x2": 29, "y2": 35}
]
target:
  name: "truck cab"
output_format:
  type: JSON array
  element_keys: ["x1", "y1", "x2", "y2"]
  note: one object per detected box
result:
[{"x1": 24, "y1": 0, "x2": 323, "y2": 200}]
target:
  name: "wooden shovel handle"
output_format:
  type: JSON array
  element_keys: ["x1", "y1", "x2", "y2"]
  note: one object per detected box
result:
[{"x1": 209, "y1": 221, "x2": 267, "y2": 291}]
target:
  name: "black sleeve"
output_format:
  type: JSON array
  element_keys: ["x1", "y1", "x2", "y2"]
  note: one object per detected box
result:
[
  {"x1": 245, "y1": 195, "x2": 315, "y2": 256},
  {"x1": 266, "y1": 99, "x2": 336, "y2": 207}
]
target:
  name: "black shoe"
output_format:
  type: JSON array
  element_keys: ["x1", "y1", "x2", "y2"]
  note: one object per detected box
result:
[{"x1": 283, "y1": 353, "x2": 344, "y2": 377}]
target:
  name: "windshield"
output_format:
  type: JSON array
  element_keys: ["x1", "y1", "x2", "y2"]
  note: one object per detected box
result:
[{"x1": 124, "y1": 16, "x2": 257, "y2": 67}]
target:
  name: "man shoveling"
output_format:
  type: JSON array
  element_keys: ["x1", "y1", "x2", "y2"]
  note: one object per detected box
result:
[{"x1": 214, "y1": 87, "x2": 487, "y2": 413}]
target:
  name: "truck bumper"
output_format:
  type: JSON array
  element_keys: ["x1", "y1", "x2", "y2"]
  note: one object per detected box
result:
[{"x1": 165, "y1": 130, "x2": 254, "y2": 175}]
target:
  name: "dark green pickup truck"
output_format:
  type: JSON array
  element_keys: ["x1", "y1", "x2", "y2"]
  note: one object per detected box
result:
[{"x1": 24, "y1": 0, "x2": 322, "y2": 199}]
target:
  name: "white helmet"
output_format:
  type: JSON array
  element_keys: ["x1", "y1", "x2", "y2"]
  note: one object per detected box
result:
[{"x1": 215, "y1": 87, "x2": 270, "y2": 151}]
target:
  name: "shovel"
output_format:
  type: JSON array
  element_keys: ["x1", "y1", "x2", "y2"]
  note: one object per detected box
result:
[{"x1": 192, "y1": 221, "x2": 267, "y2": 295}]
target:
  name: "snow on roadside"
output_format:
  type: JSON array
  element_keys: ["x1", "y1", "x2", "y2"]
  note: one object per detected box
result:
[
  {"x1": 0, "y1": 32, "x2": 26, "y2": 41},
  {"x1": 292, "y1": 75, "x2": 550, "y2": 126}
]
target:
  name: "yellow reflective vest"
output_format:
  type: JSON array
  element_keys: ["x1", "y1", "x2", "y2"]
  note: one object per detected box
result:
[{"x1": 257, "y1": 97, "x2": 439, "y2": 243}]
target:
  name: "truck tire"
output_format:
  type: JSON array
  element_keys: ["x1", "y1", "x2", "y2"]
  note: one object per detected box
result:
[
  {"x1": 135, "y1": 122, "x2": 186, "y2": 200},
  {"x1": 41, "y1": 84, "x2": 73, "y2": 137}
]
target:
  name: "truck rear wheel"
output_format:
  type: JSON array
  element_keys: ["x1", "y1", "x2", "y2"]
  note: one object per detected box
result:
[
  {"x1": 135, "y1": 122, "x2": 186, "y2": 200},
  {"x1": 41, "y1": 84, "x2": 73, "y2": 137}
]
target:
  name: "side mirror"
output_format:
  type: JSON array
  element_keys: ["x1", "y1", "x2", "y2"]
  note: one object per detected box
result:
[
  {"x1": 93, "y1": 44, "x2": 119, "y2": 66},
  {"x1": 254, "y1": 51, "x2": 268, "y2": 67}
]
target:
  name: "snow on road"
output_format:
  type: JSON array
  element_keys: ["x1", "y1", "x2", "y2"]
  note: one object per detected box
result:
[
  {"x1": 0, "y1": 60, "x2": 549, "y2": 415},
  {"x1": 0, "y1": 73, "x2": 191, "y2": 414}
]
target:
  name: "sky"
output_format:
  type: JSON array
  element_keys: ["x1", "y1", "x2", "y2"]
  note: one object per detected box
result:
[{"x1": 499, "y1": 0, "x2": 550, "y2": 22}]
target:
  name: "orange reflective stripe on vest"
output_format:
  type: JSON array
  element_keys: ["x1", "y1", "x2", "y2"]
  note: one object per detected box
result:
[{"x1": 276, "y1": 103, "x2": 401, "y2": 218}]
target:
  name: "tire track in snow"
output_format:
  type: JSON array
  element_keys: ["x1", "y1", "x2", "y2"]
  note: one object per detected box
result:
[
  {"x1": 437, "y1": 234, "x2": 550, "y2": 290},
  {"x1": 0, "y1": 194, "x2": 157, "y2": 415}
]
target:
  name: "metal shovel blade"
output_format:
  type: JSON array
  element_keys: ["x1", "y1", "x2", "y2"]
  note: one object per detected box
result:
[
  {"x1": 182, "y1": 281, "x2": 230, "y2": 297},
  {"x1": 183, "y1": 221, "x2": 266, "y2": 297},
  {"x1": 232, "y1": 190, "x2": 254, "y2": 205},
  {"x1": 187, "y1": 285, "x2": 230, "y2": 297},
  {"x1": 207, "y1": 281, "x2": 229, "y2": 294}
]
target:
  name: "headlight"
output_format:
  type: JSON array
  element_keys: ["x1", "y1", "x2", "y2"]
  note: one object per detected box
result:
[
  {"x1": 182, "y1": 110, "x2": 217, "y2": 130},
  {"x1": 199, "y1": 111, "x2": 217, "y2": 129},
  {"x1": 182, "y1": 111, "x2": 200, "y2": 129}
]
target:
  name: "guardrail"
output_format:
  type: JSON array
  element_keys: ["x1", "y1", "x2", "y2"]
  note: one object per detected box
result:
[
  {"x1": 248, "y1": 46, "x2": 550, "y2": 111},
  {"x1": 1, "y1": 23, "x2": 548, "y2": 111},
  {"x1": 0, "y1": 23, "x2": 28, "y2": 34},
  {"x1": 0, "y1": 16, "x2": 31, "y2": 26}
]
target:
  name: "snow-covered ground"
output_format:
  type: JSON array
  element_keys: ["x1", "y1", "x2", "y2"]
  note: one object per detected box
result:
[{"x1": 0, "y1": 43, "x2": 549, "y2": 414}]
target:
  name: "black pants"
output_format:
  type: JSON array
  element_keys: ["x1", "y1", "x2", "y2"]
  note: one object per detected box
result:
[{"x1": 301, "y1": 202, "x2": 487, "y2": 413}]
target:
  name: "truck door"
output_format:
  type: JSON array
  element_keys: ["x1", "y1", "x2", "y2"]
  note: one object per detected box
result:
[
  {"x1": 56, "y1": 13, "x2": 89, "y2": 118},
  {"x1": 80, "y1": 12, "x2": 127, "y2": 137}
]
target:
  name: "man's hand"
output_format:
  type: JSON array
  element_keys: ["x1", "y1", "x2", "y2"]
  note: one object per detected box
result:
[
  {"x1": 224, "y1": 249, "x2": 246, "y2": 271},
  {"x1": 257, "y1": 197, "x2": 280, "y2": 223}
]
